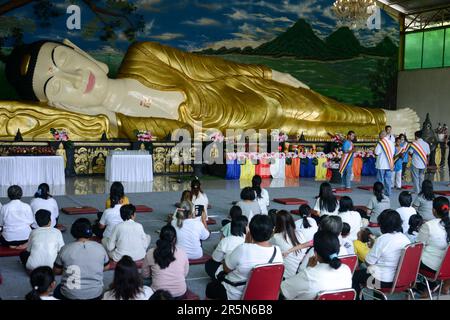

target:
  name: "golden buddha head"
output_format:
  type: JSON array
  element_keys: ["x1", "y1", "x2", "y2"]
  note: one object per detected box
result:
[{"x1": 6, "y1": 39, "x2": 109, "y2": 108}]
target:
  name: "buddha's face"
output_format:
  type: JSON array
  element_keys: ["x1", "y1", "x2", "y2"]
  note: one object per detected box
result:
[{"x1": 33, "y1": 42, "x2": 109, "y2": 108}]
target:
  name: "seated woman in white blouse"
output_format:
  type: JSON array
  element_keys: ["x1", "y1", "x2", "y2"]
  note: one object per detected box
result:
[
  {"x1": 352, "y1": 209, "x2": 410, "y2": 298},
  {"x1": 280, "y1": 230, "x2": 352, "y2": 300},
  {"x1": 313, "y1": 183, "x2": 339, "y2": 217},
  {"x1": 104, "y1": 204, "x2": 151, "y2": 262},
  {"x1": 191, "y1": 179, "x2": 209, "y2": 219},
  {"x1": 171, "y1": 201, "x2": 210, "y2": 260},
  {"x1": 205, "y1": 216, "x2": 248, "y2": 279},
  {"x1": 416, "y1": 196, "x2": 450, "y2": 294},
  {"x1": 96, "y1": 195, "x2": 123, "y2": 240},
  {"x1": 295, "y1": 204, "x2": 318, "y2": 243},
  {"x1": 0, "y1": 185, "x2": 34, "y2": 249},
  {"x1": 103, "y1": 256, "x2": 154, "y2": 300},
  {"x1": 252, "y1": 175, "x2": 269, "y2": 215},
  {"x1": 30, "y1": 183, "x2": 59, "y2": 228},
  {"x1": 338, "y1": 196, "x2": 362, "y2": 242},
  {"x1": 270, "y1": 210, "x2": 306, "y2": 279}
]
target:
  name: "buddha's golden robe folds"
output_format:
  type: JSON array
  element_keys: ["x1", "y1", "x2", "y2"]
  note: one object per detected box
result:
[{"x1": 0, "y1": 42, "x2": 386, "y2": 140}]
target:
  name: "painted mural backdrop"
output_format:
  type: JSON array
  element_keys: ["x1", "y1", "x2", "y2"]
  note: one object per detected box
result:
[{"x1": 0, "y1": 0, "x2": 399, "y2": 108}]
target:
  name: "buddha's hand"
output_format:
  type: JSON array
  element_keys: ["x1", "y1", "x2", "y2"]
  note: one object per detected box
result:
[{"x1": 271, "y1": 69, "x2": 310, "y2": 89}]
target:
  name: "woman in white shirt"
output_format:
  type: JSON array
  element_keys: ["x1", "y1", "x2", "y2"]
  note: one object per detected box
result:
[
  {"x1": 206, "y1": 216, "x2": 248, "y2": 279},
  {"x1": 352, "y1": 209, "x2": 410, "y2": 298},
  {"x1": 281, "y1": 230, "x2": 352, "y2": 300},
  {"x1": 171, "y1": 202, "x2": 210, "y2": 259},
  {"x1": 30, "y1": 183, "x2": 59, "y2": 228},
  {"x1": 25, "y1": 266, "x2": 58, "y2": 300},
  {"x1": 396, "y1": 191, "x2": 417, "y2": 234},
  {"x1": 191, "y1": 179, "x2": 209, "y2": 219},
  {"x1": 0, "y1": 185, "x2": 34, "y2": 248},
  {"x1": 405, "y1": 214, "x2": 423, "y2": 243},
  {"x1": 205, "y1": 215, "x2": 283, "y2": 300},
  {"x1": 270, "y1": 210, "x2": 306, "y2": 279},
  {"x1": 104, "y1": 204, "x2": 151, "y2": 262},
  {"x1": 97, "y1": 194, "x2": 123, "y2": 239},
  {"x1": 338, "y1": 196, "x2": 362, "y2": 242},
  {"x1": 252, "y1": 175, "x2": 269, "y2": 215},
  {"x1": 103, "y1": 256, "x2": 154, "y2": 300},
  {"x1": 313, "y1": 182, "x2": 339, "y2": 216},
  {"x1": 295, "y1": 204, "x2": 318, "y2": 243}
]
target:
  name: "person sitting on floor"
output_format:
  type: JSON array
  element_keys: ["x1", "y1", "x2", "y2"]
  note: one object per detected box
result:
[
  {"x1": 396, "y1": 191, "x2": 417, "y2": 235},
  {"x1": 206, "y1": 216, "x2": 248, "y2": 279},
  {"x1": 53, "y1": 218, "x2": 110, "y2": 300},
  {"x1": 104, "y1": 204, "x2": 151, "y2": 262},
  {"x1": 95, "y1": 193, "x2": 124, "y2": 239},
  {"x1": 0, "y1": 185, "x2": 34, "y2": 249},
  {"x1": 406, "y1": 214, "x2": 423, "y2": 243},
  {"x1": 221, "y1": 206, "x2": 243, "y2": 239},
  {"x1": 280, "y1": 230, "x2": 352, "y2": 300},
  {"x1": 25, "y1": 266, "x2": 58, "y2": 300},
  {"x1": 352, "y1": 209, "x2": 410, "y2": 298},
  {"x1": 367, "y1": 182, "x2": 391, "y2": 235},
  {"x1": 149, "y1": 289, "x2": 174, "y2": 300},
  {"x1": 142, "y1": 225, "x2": 189, "y2": 299},
  {"x1": 412, "y1": 180, "x2": 435, "y2": 221},
  {"x1": 236, "y1": 187, "x2": 262, "y2": 221},
  {"x1": 30, "y1": 183, "x2": 59, "y2": 228},
  {"x1": 270, "y1": 210, "x2": 306, "y2": 279},
  {"x1": 105, "y1": 181, "x2": 129, "y2": 209},
  {"x1": 252, "y1": 175, "x2": 270, "y2": 215},
  {"x1": 295, "y1": 204, "x2": 318, "y2": 243},
  {"x1": 341, "y1": 223, "x2": 355, "y2": 255},
  {"x1": 338, "y1": 196, "x2": 362, "y2": 242},
  {"x1": 191, "y1": 178, "x2": 209, "y2": 219},
  {"x1": 171, "y1": 203, "x2": 210, "y2": 260},
  {"x1": 313, "y1": 182, "x2": 339, "y2": 217},
  {"x1": 103, "y1": 256, "x2": 154, "y2": 300},
  {"x1": 416, "y1": 196, "x2": 450, "y2": 295},
  {"x1": 205, "y1": 215, "x2": 283, "y2": 300},
  {"x1": 353, "y1": 228, "x2": 375, "y2": 264},
  {"x1": 20, "y1": 209, "x2": 64, "y2": 272}
]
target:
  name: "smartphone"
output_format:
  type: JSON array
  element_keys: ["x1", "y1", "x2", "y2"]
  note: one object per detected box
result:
[{"x1": 194, "y1": 205, "x2": 204, "y2": 217}]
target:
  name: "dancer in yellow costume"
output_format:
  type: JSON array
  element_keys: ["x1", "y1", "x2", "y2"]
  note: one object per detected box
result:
[{"x1": 3, "y1": 39, "x2": 419, "y2": 140}]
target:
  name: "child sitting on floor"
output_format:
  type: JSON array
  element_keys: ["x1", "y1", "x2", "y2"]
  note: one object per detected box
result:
[
  {"x1": 20, "y1": 209, "x2": 65, "y2": 272},
  {"x1": 25, "y1": 266, "x2": 58, "y2": 300},
  {"x1": 353, "y1": 228, "x2": 375, "y2": 264}
]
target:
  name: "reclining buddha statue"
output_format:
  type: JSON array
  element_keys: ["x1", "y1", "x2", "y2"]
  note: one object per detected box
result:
[{"x1": 1, "y1": 39, "x2": 419, "y2": 140}]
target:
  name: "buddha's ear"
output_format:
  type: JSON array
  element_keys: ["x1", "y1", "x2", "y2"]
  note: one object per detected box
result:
[{"x1": 62, "y1": 38, "x2": 109, "y2": 74}]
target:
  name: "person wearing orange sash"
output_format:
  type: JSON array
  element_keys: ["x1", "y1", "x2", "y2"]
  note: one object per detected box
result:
[
  {"x1": 408, "y1": 130, "x2": 430, "y2": 194},
  {"x1": 339, "y1": 131, "x2": 355, "y2": 190},
  {"x1": 375, "y1": 131, "x2": 395, "y2": 197}
]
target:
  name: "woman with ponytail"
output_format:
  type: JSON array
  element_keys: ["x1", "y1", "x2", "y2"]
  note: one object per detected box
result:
[
  {"x1": 280, "y1": 231, "x2": 352, "y2": 300},
  {"x1": 31, "y1": 183, "x2": 59, "y2": 228},
  {"x1": 25, "y1": 266, "x2": 57, "y2": 300},
  {"x1": 313, "y1": 182, "x2": 339, "y2": 216},
  {"x1": 338, "y1": 196, "x2": 362, "y2": 241},
  {"x1": 294, "y1": 204, "x2": 318, "y2": 243},
  {"x1": 252, "y1": 175, "x2": 269, "y2": 215},
  {"x1": 416, "y1": 197, "x2": 450, "y2": 293},
  {"x1": 413, "y1": 179, "x2": 435, "y2": 221},
  {"x1": 105, "y1": 181, "x2": 129, "y2": 209},
  {"x1": 142, "y1": 225, "x2": 189, "y2": 298},
  {"x1": 367, "y1": 182, "x2": 391, "y2": 233}
]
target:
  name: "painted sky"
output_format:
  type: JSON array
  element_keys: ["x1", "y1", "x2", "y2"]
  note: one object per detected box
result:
[{"x1": 1, "y1": 0, "x2": 399, "y2": 53}]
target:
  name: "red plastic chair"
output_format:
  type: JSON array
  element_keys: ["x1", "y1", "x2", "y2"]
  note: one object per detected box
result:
[
  {"x1": 241, "y1": 263, "x2": 284, "y2": 300},
  {"x1": 418, "y1": 244, "x2": 450, "y2": 300},
  {"x1": 316, "y1": 288, "x2": 356, "y2": 300},
  {"x1": 340, "y1": 255, "x2": 358, "y2": 275},
  {"x1": 361, "y1": 242, "x2": 423, "y2": 300}
]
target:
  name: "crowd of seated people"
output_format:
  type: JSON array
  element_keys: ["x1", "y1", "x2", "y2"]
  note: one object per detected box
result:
[{"x1": 1, "y1": 175, "x2": 450, "y2": 300}]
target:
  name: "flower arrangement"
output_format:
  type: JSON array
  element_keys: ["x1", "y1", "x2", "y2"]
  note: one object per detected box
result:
[
  {"x1": 225, "y1": 150, "x2": 375, "y2": 161},
  {"x1": 435, "y1": 123, "x2": 448, "y2": 142},
  {"x1": 328, "y1": 133, "x2": 345, "y2": 145},
  {"x1": 210, "y1": 132, "x2": 224, "y2": 143},
  {"x1": 270, "y1": 129, "x2": 288, "y2": 142},
  {"x1": 50, "y1": 128, "x2": 69, "y2": 141},
  {"x1": 134, "y1": 130, "x2": 152, "y2": 142}
]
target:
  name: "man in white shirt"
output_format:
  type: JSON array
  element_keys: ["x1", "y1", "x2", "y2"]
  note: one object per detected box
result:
[
  {"x1": 0, "y1": 185, "x2": 34, "y2": 248},
  {"x1": 409, "y1": 130, "x2": 431, "y2": 194},
  {"x1": 385, "y1": 125, "x2": 396, "y2": 144},
  {"x1": 20, "y1": 209, "x2": 64, "y2": 271},
  {"x1": 375, "y1": 131, "x2": 395, "y2": 197}
]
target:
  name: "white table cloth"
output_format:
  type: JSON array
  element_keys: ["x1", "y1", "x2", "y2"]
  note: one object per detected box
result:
[
  {"x1": 270, "y1": 157, "x2": 286, "y2": 179},
  {"x1": 0, "y1": 156, "x2": 65, "y2": 186},
  {"x1": 106, "y1": 154, "x2": 153, "y2": 182}
]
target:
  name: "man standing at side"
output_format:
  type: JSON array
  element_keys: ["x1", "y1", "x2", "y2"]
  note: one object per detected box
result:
[
  {"x1": 339, "y1": 131, "x2": 355, "y2": 190},
  {"x1": 375, "y1": 131, "x2": 395, "y2": 197},
  {"x1": 409, "y1": 130, "x2": 430, "y2": 194},
  {"x1": 386, "y1": 125, "x2": 396, "y2": 144}
]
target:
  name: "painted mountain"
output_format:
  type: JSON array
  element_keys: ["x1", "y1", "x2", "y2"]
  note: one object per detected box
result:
[{"x1": 197, "y1": 19, "x2": 398, "y2": 60}]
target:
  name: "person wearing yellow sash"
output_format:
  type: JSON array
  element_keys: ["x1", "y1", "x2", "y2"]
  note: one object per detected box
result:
[
  {"x1": 408, "y1": 130, "x2": 430, "y2": 194},
  {"x1": 375, "y1": 131, "x2": 395, "y2": 197},
  {"x1": 339, "y1": 131, "x2": 355, "y2": 189}
]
